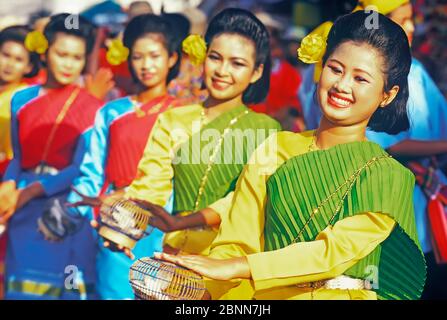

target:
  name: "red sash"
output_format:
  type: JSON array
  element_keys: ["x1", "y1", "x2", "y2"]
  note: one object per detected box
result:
[
  {"x1": 17, "y1": 85, "x2": 102, "y2": 170},
  {"x1": 408, "y1": 158, "x2": 447, "y2": 264}
]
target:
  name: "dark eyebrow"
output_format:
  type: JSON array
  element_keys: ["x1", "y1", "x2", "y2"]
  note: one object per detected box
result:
[
  {"x1": 329, "y1": 58, "x2": 373, "y2": 78},
  {"x1": 209, "y1": 50, "x2": 249, "y2": 63}
]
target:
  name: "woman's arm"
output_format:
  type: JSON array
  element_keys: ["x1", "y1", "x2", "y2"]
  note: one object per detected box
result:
[
  {"x1": 125, "y1": 114, "x2": 174, "y2": 206},
  {"x1": 66, "y1": 106, "x2": 109, "y2": 216},
  {"x1": 157, "y1": 212, "x2": 395, "y2": 291},
  {"x1": 141, "y1": 192, "x2": 234, "y2": 232},
  {"x1": 245, "y1": 212, "x2": 395, "y2": 292},
  {"x1": 388, "y1": 140, "x2": 447, "y2": 157}
]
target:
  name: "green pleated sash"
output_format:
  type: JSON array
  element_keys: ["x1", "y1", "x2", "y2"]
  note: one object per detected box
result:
[
  {"x1": 264, "y1": 141, "x2": 426, "y2": 300},
  {"x1": 173, "y1": 105, "x2": 280, "y2": 212}
]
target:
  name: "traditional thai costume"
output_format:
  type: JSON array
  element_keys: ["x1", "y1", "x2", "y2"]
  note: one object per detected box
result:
[
  {"x1": 0, "y1": 82, "x2": 27, "y2": 299},
  {"x1": 66, "y1": 95, "x2": 177, "y2": 299},
  {"x1": 126, "y1": 104, "x2": 281, "y2": 255},
  {"x1": 207, "y1": 131, "x2": 426, "y2": 300},
  {"x1": 300, "y1": 59, "x2": 447, "y2": 256},
  {"x1": 3, "y1": 84, "x2": 102, "y2": 299}
]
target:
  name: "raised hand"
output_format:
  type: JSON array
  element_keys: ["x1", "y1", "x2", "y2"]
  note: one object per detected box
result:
[
  {"x1": 67, "y1": 186, "x2": 103, "y2": 208},
  {"x1": 0, "y1": 181, "x2": 20, "y2": 224},
  {"x1": 84, "y1": 68, "x2": 115, "y2": 101},
  {"x1": 90, "y1": 219, "x2": 135, "y2": 260}
]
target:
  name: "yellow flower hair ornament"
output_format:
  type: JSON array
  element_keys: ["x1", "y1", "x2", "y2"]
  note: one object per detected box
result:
[
  {"x1": 24, "y1": 30, "x2": 48, "y2": 54},
  {"x1": 297, "y1": 33, "x2": 327, "y2": 64},
  {"x1": 182, "y1": 34, "x2": 207, "y2": 66},
  {"x1": 297, "y1": 20, "x2": 333, "y2": 83},
  {"x1": 106, "y1": 39, "x2": 129, "y2": 66}
]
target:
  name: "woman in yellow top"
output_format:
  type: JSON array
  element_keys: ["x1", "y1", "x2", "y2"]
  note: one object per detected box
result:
[
  {"x1": 0, "y1": 25, "x2": 39, "y2": 177},
  {"x1": 75, "y1": 8, "x2": 281, "y2": 258},
  {"x1": 156, "y1": 11, "x2": 426, "y2": 300}
]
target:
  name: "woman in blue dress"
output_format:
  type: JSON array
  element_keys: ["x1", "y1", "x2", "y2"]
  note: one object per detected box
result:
[
  {"x1": 50, "y1": 14, "x2": 181, "y2": 299},
  {"x1": 0, "y1": 14, "x2": 102, "y2": 299}
]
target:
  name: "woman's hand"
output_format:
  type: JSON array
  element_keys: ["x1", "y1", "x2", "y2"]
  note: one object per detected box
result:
[
  {"x1": 85, "y1": 68, "x2": 115, "y2": 101},
  {"x1": 132, "y1": 199, "x2": 182, "y2": 232},
  {"x1": 66, "y1": 187, "x2": 104, "y2": 208},
  {"x1": 90, "y1": 219, "x2": 135, "y2": 260},
  {"x1": 0, "y1": 181, "x2": 20, "y2": 224},
  {"x1": 16, "y1": 182, "x2": 44, "y2": 210},
  {"x1": 154, "y1": 252, "x2": 251, "y2": 281}
]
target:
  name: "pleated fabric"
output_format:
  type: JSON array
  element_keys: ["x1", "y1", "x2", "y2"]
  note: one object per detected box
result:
[
  {"x1": 264, "y1": 141, "x2": 426, "y2": 300},
  {"x1": 173, "y1": 105, "x2": 280, "y2": 212}
]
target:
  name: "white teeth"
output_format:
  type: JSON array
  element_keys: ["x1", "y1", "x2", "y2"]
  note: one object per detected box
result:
[{"x1": 331, "y1": 95, "x2": 351, "y2": 107}]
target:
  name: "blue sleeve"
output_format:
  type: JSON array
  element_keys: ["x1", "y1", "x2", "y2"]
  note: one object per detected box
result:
[
  {"x1": 39, "y1": 127, "x2": 94, "y2": 196},
  {"x1": 417, "y1": 63, "x2": 447, "y2": 140},
  {"x1": 66, "y1": 106, "x2": 111, "y2": 217},
  {"x1": 298, "y1": 65, "x2": 321, "y2": 130}
]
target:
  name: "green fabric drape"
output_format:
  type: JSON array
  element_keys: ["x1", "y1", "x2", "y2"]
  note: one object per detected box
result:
[
  {"x1": 173, "y1": 105, "x2": 281, "y2": 212},
  {"x1": 264, "y1": 141, "x2": 426, "y2": 300}
]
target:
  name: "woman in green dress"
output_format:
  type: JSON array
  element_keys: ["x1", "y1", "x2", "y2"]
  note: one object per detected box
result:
[
  {"x1": 73, "y1": 8, "x2": 281, "y2": 257},
  {"x1": 157, "y1": 11, "x2": 427, "y2": 300}
]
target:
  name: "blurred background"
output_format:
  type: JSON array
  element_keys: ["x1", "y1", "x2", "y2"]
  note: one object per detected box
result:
[{"x1": 0, "y1": 0, "x2": 445, "y2": 97}]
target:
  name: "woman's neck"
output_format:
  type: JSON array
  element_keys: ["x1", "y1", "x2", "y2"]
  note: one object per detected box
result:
[
  {"x1": 44, "y1": 74, "x2": 65, "y2": 90},
  {"x1": 135, "y1": 82, "x2": 167, "y2": 104},
  {"x1": 0, "y1": 80, "x2": 23, "y2": 93},
  {"x1": 203, "y1": 95, "x2": 244, "y2": 122},
  {"x1": 316, "y1": 117, "x2": 368, "y2": 150}
]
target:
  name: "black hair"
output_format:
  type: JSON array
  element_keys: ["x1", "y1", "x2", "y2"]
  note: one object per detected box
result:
[
  {"x1": 205, "y1": 8, "x2": 271, "y2": 105},
  {"x1": 322, "y1": 10, "x2": 411, "y2": 134},
  {"x1": 323, "y1": 0, "x2": 360, "y2": 22},
  {"x1": 0, "y1": 25, "x2": 40, "y2": 78},
  {"x1": 44, "y1": 13, "x2": 96, "y2": 55},
  {"x1": 28, "y1": 9, "x2": 51, "y2": 27},
  {"x1": 162, "y1": 13, "x2": 191, "y2": 46},
  {"x1": 123, "y1": 13, "x2": 181, "y2": 84}
]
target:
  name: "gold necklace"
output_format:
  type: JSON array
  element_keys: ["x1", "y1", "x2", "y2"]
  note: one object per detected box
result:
[
  {"x1": 193, "y1": 109, "x2": 249, "y2": 211},
  {"x1": 179, "y1": 108, "x2": 250, "y2": 252},
  {"x1": 308, "y1": 130, "x2": 319, "y2": 152},
  {"x1": 133, "y1": 96, "x2": 169, "y2": 118},
  {"x1": 308, "y1": 130, "x2": 368, "y2": 152},
  {"x1": 291, "y1": 154, "x2": 392, "y2": 244}
]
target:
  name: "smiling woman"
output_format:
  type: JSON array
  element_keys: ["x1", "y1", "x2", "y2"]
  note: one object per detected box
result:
[{"x1": 157, "y1": 11, "x2": 426, "y2": 301}]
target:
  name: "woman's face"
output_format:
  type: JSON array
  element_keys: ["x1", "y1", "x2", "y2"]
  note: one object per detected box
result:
[
  {"x1": 130, "y1": 34, "x2": 177, "y2": 89},
  {"x1": 388, "y1": 3, "x2": 414, "y2": 45},
  {"x1": 0, "y1": 41, "x2": 32, "y2": 84},
  {"x1": 46, "y1": 33, "x2": 86, "y2": 86},
  {"x1": 204, "y1": 33, "x2": 263, "y2": 102},
  {"x1": 318, "y1": 41, "x2": 398, "y2": 127}
]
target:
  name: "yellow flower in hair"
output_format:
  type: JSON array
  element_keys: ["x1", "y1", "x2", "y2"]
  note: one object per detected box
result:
[
  {"x1": 24, "y1": 31, "x2": 48, "y2": 54},
  {"x1": 182, "y1": 34, "x2": 207, "y2": 66},
  {"x1": 297, "y1": 34, "x2": 327, "y2": 64},
  {"x1": 106, "y1": 39, "x2": 129, "y2": 66}
]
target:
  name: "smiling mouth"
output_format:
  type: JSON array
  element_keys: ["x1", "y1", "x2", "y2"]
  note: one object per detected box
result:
[
  {"x1": 327, "y1": 92, "x2": 354, "y2": 108},
  {"x1": 141, "y1": 73, "x2": 155, "y2": 80},
  {"x1": 211, "y1": 78, "x2": 232, "y2": 90}
]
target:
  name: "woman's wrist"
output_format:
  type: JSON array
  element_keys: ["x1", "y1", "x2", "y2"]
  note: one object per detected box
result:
[
  {"x1": 25, "y1": 182, "x2": 44, "y2": 199},
  {"x1": 231, "y1": 256, "x2": 251, "y2": 279}
]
